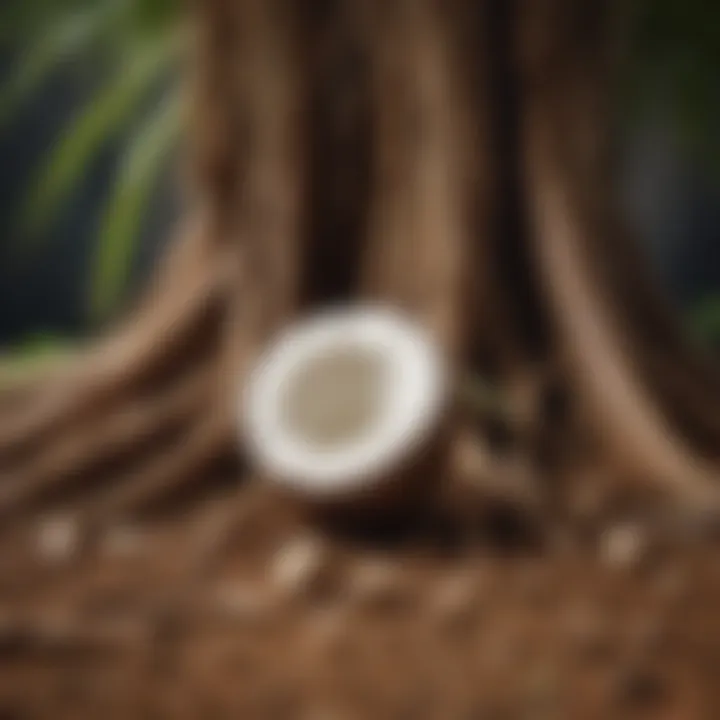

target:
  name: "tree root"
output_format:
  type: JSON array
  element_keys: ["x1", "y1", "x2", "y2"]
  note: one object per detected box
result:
[
  {"x1": 518, "y1": 0, "x2": 720, "y2": 513},
  {"x1": 85, "y1": 410, "x2": 232, "y2": 521},
  {"x1": 0, "y1": 363, "x2": 216, "y2": 518},
  {"x1": 0, "y1": 244, "x2": 225, "y2": 461}
]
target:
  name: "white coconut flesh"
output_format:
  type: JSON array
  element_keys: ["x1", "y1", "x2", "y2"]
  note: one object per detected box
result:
[{"x1": 242, "y1": 307, "x2": 448, "y2": 499}]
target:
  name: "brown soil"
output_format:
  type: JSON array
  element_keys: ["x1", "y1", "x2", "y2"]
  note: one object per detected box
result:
[{"x1": 1, "y1": 482, "x2": 719, "y2": 720}]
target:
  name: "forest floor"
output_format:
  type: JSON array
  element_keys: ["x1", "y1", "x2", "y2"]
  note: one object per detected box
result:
[{"x1": 0, "y1": 480, "x2": 719, "y2": 719}]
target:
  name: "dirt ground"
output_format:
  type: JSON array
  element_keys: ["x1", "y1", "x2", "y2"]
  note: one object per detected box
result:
[{"x1": 1, "y1": 480, "x2": 719, "y2": 720}]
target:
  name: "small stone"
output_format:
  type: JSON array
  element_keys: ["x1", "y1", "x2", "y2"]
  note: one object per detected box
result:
[
  {"x1": 599, "y1": 523, "x2": 647, "y2": 570},
  {"x1": 271, "y1": 535, "x2": 327, "y2": 598},
  {"x1": 37, "y1": 515, "x2": 80, "y2": 563}
]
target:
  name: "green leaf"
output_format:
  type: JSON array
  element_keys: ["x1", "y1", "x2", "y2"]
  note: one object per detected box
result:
[
  {"x1": 18, "y1": 30, "x2": 179, "y2": 245},
  {"x1": 0, "y1": 1, "x2": 122, "y2": 129},
  {"x1": 89, "y1": 88, "x2": 182, "y2": 320}
]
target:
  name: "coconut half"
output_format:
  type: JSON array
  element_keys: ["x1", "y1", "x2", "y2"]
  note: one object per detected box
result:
[{"x1": 241, "y1": 306, "x2": 449, "y2": 504}]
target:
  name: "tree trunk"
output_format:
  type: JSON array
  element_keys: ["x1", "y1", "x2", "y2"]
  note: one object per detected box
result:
[{"x1": 0, "y1": 0, "x2": 718, "y2": 531}]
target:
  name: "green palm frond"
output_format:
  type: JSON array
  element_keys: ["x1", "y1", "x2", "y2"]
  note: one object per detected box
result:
[
  {"x1": 90, "y1": 87, "x2": 182, "y2": 320},
  {"x1": 0, "y1": 0, "x2": 122, "y2": 129},
  {"x1": 0, "y1": 0, "x2": 185, "y2": 317},
  {"x1": 19, "y1": 29, "x2": 180, "y2": 244}
]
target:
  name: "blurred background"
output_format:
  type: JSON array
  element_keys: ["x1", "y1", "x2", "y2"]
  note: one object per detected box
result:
[{"x1": 0, "y1": 0, "x2": 718, "y2": 354}]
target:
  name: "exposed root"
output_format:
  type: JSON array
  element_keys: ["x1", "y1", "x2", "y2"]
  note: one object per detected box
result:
[
  {"x1": 643, "y1": 352, "x2": 720, "y2": 455},
  {"x1": 86, "y1": 411, "x2": 232, "y2": 521},
  {"x1": 0, "y1": 364, "x2": 215, "y2": 518},
  {"x1": 518, "y1": 0, "x2": 720, "y2": 512},
  {"x1": 0, "y1": 0, "x2": 308, "y2": 524},
  {"x1": 526, "y1": 127, "x2": 720, "y2": 511},
  {"x1": 0, "y1": 247, "x2": 226, "y2": 460}
]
